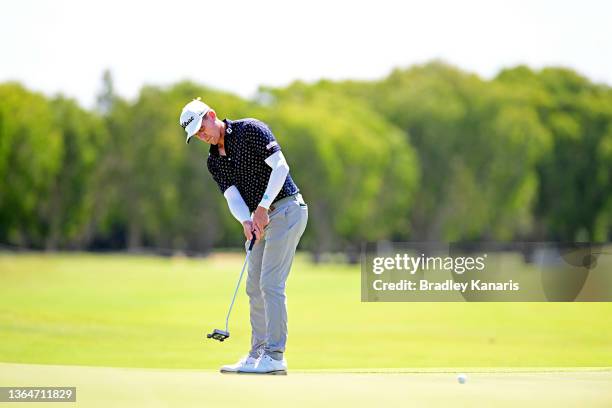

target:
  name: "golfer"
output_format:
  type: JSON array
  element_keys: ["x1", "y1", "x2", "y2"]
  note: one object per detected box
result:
[{"x1": 179, "y1": 98, "x2": 308, "y2": 375}]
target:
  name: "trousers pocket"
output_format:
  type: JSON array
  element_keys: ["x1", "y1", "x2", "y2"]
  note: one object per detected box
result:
[{"x1": 285, "y1": 203, "x2": 307, "y2": 231}]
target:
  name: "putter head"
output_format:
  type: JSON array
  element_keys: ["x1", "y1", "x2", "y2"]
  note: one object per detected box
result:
[{"x1": 206, "y1": 329, "x2": 230, "y2": 342}]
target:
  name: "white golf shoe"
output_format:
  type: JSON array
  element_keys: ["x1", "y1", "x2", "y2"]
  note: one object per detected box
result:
[
  {"x1": 238, "y1": 353, "x2": 287, "y2": 375},
  {"x1": 220, "y1": 354, "x2": 258, "y2": 374}
]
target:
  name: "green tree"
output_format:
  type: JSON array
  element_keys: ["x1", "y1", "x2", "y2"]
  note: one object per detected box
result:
[
  {"x1": 497, "y1": 67, "x2": 612, "y2": 241},
  {"x1": 338, "y1": 62, "x2": 553, "y2": 241},
  {"x1": 0, "y1": 83, "x2": 62, "y2": 247},
  {"x1": 43, "y1": 96, "x2": 108, "y2": 249}
]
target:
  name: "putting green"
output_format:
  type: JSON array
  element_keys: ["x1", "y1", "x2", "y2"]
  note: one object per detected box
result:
[
  {"x1": 1, "y1": 363, "x2": 611, "y2": 407},
  {"x1": 1, "y1": 253, "x2": 612, "y2": 369}
]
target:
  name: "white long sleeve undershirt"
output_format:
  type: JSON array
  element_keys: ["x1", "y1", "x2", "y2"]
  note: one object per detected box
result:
[
  {"x1": 223, "y1": 151, "x2": 290, "y2": 223},
  {"x1": 223, "y1": 186, "x2": 251, "y2": 224},
  {"x1": 259, "y1": 151, "x2": 290, "y2": 210}
]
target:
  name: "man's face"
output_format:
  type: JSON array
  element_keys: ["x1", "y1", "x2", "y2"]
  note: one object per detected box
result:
[{"x1": 194, "y1": 113, "x2": 220, "y2": 144}]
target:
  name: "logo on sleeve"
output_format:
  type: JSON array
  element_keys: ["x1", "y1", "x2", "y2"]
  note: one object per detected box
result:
[{"x1": 266, "y1": 141, "x2": 278, "y2": 150}]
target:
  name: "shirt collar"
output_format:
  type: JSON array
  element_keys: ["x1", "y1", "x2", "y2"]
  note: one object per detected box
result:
[
  {"x1": 223, "y1": 119, "x2": 234, "y2": 136},
  {"x1": 209, "y1": 119, "x2": 233, "y2": 156}
]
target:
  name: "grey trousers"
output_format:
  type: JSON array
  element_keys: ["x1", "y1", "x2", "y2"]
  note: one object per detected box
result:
[{"x1": 244, "y1": 193, "x2": 308, "y2": 361}]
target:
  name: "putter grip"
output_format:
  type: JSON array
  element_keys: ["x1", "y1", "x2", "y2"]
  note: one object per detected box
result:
[{"x1": 248, "y1": 235, "x2": 256, "y2": 251}]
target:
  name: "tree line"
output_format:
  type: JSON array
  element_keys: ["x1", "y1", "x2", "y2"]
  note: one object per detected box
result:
[{"x1": 1, "y1": 62, "x2": 611, "y2": 257}]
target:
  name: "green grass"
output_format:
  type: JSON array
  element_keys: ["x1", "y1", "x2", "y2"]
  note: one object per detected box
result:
[
  {"x1": 1, "y1": 363, "x2": 611, "y2": 408},
  {"x1": 1, "y1": 252, "x2": 612, "y2": 369}
]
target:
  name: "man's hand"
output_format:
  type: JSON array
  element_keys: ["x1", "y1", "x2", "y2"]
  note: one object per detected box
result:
[
  {"x1": 242, "y1": 220, "x2": 263, "y2": 242},
  {"x1": 252, "y1": 206, "x2": 269, "y2": 235}
]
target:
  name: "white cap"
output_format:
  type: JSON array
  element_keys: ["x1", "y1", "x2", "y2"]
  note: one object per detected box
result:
[{"x1": 179, "y1": 98, "x2": 211, "y2": 144}]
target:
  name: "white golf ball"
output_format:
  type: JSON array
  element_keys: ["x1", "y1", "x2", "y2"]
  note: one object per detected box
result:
[{"x1": 457, "y1": 373, "x2": 467, "y2": 384}]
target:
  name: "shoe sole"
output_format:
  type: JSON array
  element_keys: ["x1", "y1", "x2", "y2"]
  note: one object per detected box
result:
[
  {"x1": 220, "y1": 369, "x2": 240, "y2": 374},
  {"x1": 237, "y1": 370, "x2": 287, "y2": 375}
]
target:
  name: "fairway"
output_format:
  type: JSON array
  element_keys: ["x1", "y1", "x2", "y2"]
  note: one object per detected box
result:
[
  {"x1": 1, "y1": 363, "x2": 611, "y2": 407},
  {"x1": 1, "y1": 253, "x2": 612, "y2": 406},
  {"x1": 1, "y1": 253, "x2": 612, "y2": 369}
]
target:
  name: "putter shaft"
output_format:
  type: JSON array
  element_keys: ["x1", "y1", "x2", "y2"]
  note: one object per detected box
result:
[{"x1": 224, "y1": 237, "x2": 256, "y2": 333}]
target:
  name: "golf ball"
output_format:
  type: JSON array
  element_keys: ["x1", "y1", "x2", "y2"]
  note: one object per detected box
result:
[{"x1": 457, "y1": 373, "x2": 467, "y2": 384}]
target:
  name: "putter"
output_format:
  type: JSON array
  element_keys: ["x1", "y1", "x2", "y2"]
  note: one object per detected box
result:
[{"x1": 206, "y1": 234, "x2": 257, "y2": 342}]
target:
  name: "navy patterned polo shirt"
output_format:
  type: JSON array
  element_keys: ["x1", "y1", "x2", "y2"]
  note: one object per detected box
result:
[{"x1": 207, "y1": 118, "x2": 300, "y2": 213}]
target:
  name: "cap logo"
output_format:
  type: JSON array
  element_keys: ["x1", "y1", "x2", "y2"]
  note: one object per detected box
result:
[{"x1": 181, "y1": 116, "x2": 194, "y2": 129}]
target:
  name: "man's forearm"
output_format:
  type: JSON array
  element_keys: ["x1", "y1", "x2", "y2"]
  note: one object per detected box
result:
[
  {"x1": 258, "y1": 151, "x2": 290, "y2": 209},
  {"x1": 223, "y1": 186, "x2": 251, "y2": 223}
]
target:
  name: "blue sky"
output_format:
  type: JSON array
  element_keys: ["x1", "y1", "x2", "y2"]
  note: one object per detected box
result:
[{"x1": 1, "y1": 0, "x2": 610, "y2": 107}]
